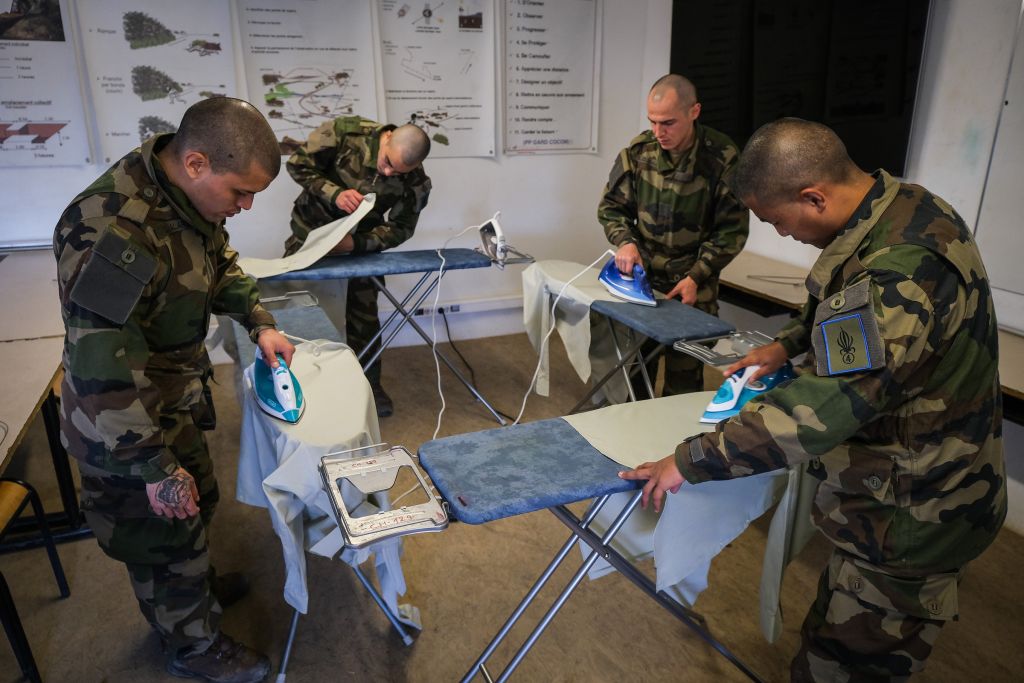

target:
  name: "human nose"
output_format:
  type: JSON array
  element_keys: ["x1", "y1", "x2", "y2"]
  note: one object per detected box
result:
[{"x1": 238, "y1": 194, "x2": 254, "y2": 211}]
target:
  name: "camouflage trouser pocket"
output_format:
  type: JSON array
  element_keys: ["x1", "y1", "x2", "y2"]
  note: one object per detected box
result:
[
  {"x1": 78, "y1": 462, "x2": 209, "y2": 567},
  {"x1": 828, "y1": 553, "x2": 961, "y2": 621}
]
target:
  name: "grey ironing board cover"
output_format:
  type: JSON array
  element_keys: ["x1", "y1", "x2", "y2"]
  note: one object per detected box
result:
[
  {"x1": 589, "y1": 299, "x2": 734, "y2": 345},
  {"x1": 418, "y1": 418, "x2": 640, "y2": 525},
  {"x1": 262, "y1": 248, "x2": 491, "y2": 281}
]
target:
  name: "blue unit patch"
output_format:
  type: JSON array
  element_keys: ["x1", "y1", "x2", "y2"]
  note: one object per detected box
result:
[{"x1": 821, "y1": 313, "x2": 872, "y2": 375}]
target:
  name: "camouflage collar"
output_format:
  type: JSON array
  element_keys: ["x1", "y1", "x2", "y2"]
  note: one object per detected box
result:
[
  {"x1": 805, "y1": 170, "x2": 900, "y2": 299},
  {"x1": 142, "y1": 134, "x2": 219, "y2": 239},
  {"x1": 362, "y1": 124, "x2": 399, "y2": 174},
  {"x1": 655, "y1": 123, "x2": 701, "y2": 178}
]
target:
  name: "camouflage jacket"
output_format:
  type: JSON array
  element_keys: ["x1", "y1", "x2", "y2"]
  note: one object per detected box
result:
[
  {"x1": 53, "y1": 134, "x2": 277, "y2": 483},
  {"x1": 676, "y1": 171, "x2": 1006, "y2": 580},
  {"x1": 285, "y1": 116, "x2": 432, "y2": 256},
  {"x1": 598, "y1": 123, "x2": 748, "y2": 296}
]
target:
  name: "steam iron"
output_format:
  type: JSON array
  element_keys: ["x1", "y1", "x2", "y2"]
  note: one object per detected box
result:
[
  {"x1": 598, "y1": 256, "x2": 656, "y2": 306},
  {"x1": 700, "y1": 362, "x2": 796, "y2": 424},
  {"x1": 477, "y1": 211, "x2": 533, "y2": 269},
  {"x1": 252, "y1": 348, "x2": 305, "y2": 423}
]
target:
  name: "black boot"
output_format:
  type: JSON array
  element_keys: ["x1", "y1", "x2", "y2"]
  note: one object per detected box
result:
[{"x1": 371, "y1": 383, "x2": 394, "y2": 418}]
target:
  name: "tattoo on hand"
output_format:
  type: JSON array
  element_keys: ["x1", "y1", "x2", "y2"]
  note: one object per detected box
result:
[{"x1": 156, "y1": 473, "x2": 191, "y2": 507}]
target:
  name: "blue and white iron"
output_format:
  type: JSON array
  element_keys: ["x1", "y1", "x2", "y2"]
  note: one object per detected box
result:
[
  {"x1": 598, "y1": 256, "x2": 657, "y2": 306},
  {"x1": 253, "y1": 348, "x2": 305, "y2": 424},
  {"x1": 700, "y1": 362, "x2": 796, "y2": 424}
]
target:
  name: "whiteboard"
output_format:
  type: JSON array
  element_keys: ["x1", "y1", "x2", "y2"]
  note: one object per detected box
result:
[{"x1": 976, "y1": 8, "x2": 1024, "y2": 333}]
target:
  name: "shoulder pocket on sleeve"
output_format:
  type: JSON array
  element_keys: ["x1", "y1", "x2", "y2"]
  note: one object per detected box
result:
[
  {"x1": 69, "y1": 227, "x2": 156, "y2": 325},
  {"x1": 811, "y1": 279, "x2": 885, "y2": 376}
]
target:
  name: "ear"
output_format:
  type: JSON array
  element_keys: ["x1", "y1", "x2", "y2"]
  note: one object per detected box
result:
[
  {"x1": 690, "y1": 102, "x2": 702, "y2": 120},
  {"x1": 182, "y1": 150, "x2": 210, "y2": 180},
  {"x1": 799, "y1": 187, "x2": 827, "y2": 213}
]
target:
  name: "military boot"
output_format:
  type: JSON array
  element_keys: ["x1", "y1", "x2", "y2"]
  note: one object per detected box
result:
[
  {"x1": 166, "y1": 633, "x2": 271, "y2": 683},
  {"x1": 371, "y1": 383, "x2": 394, "y2": 418}
]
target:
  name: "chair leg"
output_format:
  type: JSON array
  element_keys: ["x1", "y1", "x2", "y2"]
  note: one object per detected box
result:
[
  {"x1": 0, "y1": 571, "x2": 42, "y2": 683},
  {"x1": 23, "y1": 484, "x2": 70, "y2": 599}
]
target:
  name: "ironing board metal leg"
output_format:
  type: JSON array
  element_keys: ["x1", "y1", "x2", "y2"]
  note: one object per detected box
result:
[
  {"x1": 461, "y1": 496, "x2": 614, "y2": 683},
  {"x1": 275, "y1": 608, "x2": 300, "y2": 683},
  {"x1": 358, "y1": 272, "x2": 434, "y2": 363},
  {"x1": 351, "y1": 564, "x2": 414, "y2": 646},
  {"x1": 372, "y1": 278, "x2": 507, "y2": 425},
  {"x1": 605, "y1": 318, "x2": 637, "y2": 402},
  {"x1": 493, "y1": 493, "x2": 643, "y2": 682},
  {"x1": 550, "y1": 503, "x2": 764, "y2": 683}
]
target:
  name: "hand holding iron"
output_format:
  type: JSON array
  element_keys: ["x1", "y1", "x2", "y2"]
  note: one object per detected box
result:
[
  {"x1": 724, "y1": 341, "x2": 788, "y2": 381},
  {"x1": 614, "y1": 242, "x2": 642, "y2": 274},
  {"x1": 256, "y1": 328, "x2": 296, "y2": 368},
  {"x1": 618, "y1": 455, "x2": 685, "y2": 513}
]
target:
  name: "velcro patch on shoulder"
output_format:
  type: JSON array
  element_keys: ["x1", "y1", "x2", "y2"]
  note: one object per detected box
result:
[
  {"x1": 820, "y1": 313, "x2": 873, "y2": 374},
  {"x1": 69, "y1": 226, "x2": 156, "y2": 325},
  {"x1": 811, "y1": 279, "x2": 885, "y2": 376}
]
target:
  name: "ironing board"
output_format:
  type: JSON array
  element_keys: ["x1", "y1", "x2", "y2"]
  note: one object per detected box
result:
[
  {"x1": 230, "y1": 304, "x2": 420, "y2": 679},
  {"x1": 262, "y1": 248, "x2": 505, "y2": 425},
  {"x1": 419, "y1": 418, "x2": 763, "y2": 683},
  {"x1": 570, "y1": 298, "x2": 735, "y2": 412}
]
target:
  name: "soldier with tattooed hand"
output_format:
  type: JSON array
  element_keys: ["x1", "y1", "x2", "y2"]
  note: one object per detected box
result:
[{"x1": 54, "y1": 97, "x2": 290, "y2": 682}]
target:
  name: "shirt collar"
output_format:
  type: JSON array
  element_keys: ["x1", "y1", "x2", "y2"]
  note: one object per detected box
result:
[
  {"x1": 805, "y1": 170, "x2": 900, "y2": 299},
  {"x1": 142, "y1": 133, "x2": 219, "y2": 238}
]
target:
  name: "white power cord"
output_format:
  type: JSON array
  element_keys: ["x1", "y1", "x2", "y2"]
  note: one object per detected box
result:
[
  {"x1": 430, "y1": 223, "x2": 482, "y2": 440},
  {"x1": 512, "y1": 248, "x2": 615, "y2": 425}
]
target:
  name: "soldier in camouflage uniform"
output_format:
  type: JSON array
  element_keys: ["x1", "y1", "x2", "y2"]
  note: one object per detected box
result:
[
  {"x1": 598, "y1": 74, "x2": 748, "y2": 395},
  {"x1": 286, "y1": 116, "x2": 432, "y2": 416},
  {"x1": 622, "y1": 119, "x2": 1007, "y2": 681},
  {"x1": 53, "y1": 97, "x2": 293, "y2": 682}
]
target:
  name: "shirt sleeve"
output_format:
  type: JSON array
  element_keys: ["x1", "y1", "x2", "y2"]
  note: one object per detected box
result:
[
  {"x1": 349, "y1": 172, "x2": 432, "y2": 254},
  {"x1": 56, "y1": 215, "x2": 178, "y2": 483},
  {"x1": 211, "y1": 229, "x2": 277, "y2": 341},
  {"x1": 675, "y1": 270, "x2": 941, "y2": 483},
  {"x1": 686, "y1": 167, "x2": 749, "y2": 286},
  {"x1": 286, "y1": 118, "x2": 346, "y2": 210},
  {"x1": 597, "y1": 148, "x2": 639, "y2": 248}
]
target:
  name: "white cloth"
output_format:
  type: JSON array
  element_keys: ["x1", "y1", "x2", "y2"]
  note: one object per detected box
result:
[
  {"x1": 236, "y1": 340, "x2": 414, "y2": 625},
  {"x1": 236, "y1": 194, "x2": 376, "y2": 279},
  {"x1": 521, "y1": 259, "x2": 639, "y2": 403},
  {"x1": 564, "y1": 392, "x2": 814, "y2": 640}
]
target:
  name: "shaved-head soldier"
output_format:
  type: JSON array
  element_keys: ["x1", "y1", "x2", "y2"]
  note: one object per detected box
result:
[
  {"x1": 54, "y1": 97, "x2": 294, "y2": 681},
  {"x1": 622, "y1": 118, "x2": 1007, "y2": 681},
  {"x1": 285, "y1": 117, "x2": 433, "y2": 417},
  {"x1": 599, "y1": 74, "x2": 749, "y2": 397}
]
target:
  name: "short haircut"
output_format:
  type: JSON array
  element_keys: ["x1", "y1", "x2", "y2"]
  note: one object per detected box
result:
[
  {"x1": 731, "y1": 118, "x2": 860, "y2": 204},
  {"x1": 390, "y1": 124, "x2": 431, "y2": 167},
  {"x1": 649, "y1": 74, "x2": 698, "y2": 107},
  {"x1": 170, "y1": 97, "x2": 281, "y2": 177}
]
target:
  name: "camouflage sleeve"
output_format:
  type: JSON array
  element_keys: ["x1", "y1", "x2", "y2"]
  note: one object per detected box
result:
[
  {"x1": 597, "y1": 148, "x2": 639, "y2": 247},
  {"x1": 687, "y1": 170, "x2": 749, "y2": 285},
  {"x1": 210, "y1": 230, "x2": 276, "y2": 341},
  {"x1": 349, "y1": 173, "x2": 432, "y2": 254},
  {"x1": 286, "y1": 118, "x2": 346, "y2": 209},
  {"x1": 55, "y1": 210, "x2": 179, "y2": 484},
  {"x1": 675, "y1": 268, "x2": 942, "y2": 482},
  {"x1": 775, "y1": 297, "x2": 816, "y2": 357}
]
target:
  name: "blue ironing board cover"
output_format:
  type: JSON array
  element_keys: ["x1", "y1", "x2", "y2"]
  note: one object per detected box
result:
[
  {"x1": 231, "y1": 305, "x2": 343, "y2": 362},
  {"x1": 264, "y1": 248, "x2": 491, "y2": 281},
  {"x1": 590, "y1": 298, "x2": 734, "y2": 345},
  {"x1": 418, "y1": 418, "x2": 640, "y2": 525}
]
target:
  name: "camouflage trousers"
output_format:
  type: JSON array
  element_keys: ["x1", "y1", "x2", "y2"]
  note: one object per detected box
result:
[
  {"x1": 347, "y1": 275, "x2": 383, "y2": 386},
  {"x1": 77, "y1": 410, "x2": 221, "y2": 654},
  {"x1": 791, "y1": 550, "x2": 961, "y2": 682}
]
